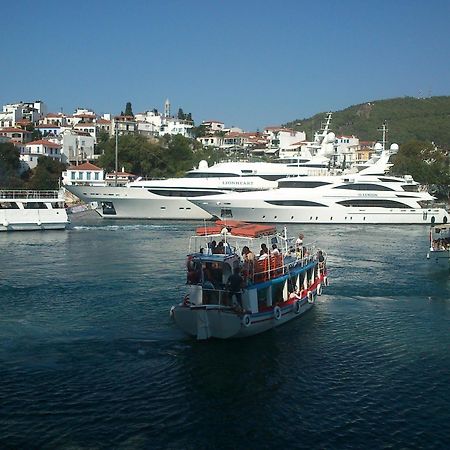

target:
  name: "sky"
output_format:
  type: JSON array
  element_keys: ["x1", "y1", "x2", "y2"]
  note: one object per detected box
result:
[{"x1": 2, "y1": 0, "x2": 450, "y2": 131}]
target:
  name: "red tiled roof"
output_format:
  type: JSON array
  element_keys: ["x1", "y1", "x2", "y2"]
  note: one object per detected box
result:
[
  {"x1": 67, "y1": 162, "x2": 102, "y2": 171},
  {"x1": 96, "y1": 119, "x2": 111, "y2": 124},
  {"x1": 36, "y1": 124, "x2": 61, "y2": 128},
  {"x1": 0, "y1": 127, "x2": 32, "y2": 133},
  {"x1": 27, "y1": 140, "x2": 61, "y2": 148},
  {"x1": 74, "y1": 122, "x2": 95, "y2": 127}
]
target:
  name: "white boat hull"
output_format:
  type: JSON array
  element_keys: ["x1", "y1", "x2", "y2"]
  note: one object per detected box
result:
[
  {"x1": 0, "y1": 210, "x2": 68, "y2": 231},
  {"x1": 65, "y1": 185, "x2": 213, "y2": 220},
  {"x1": 191, "y1": 199, "x2": 449, "y2": 225}
]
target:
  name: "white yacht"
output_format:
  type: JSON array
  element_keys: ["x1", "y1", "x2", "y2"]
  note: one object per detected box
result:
[
  {"x1": 0, "y1": 190, "x2": 69, "y2": 231},
  {"x1": 189, "y1": 169, "x2": 449, "y2": 225},
  {"x1": 64, "y1": 161, "x2": 279, "y2": 220}
]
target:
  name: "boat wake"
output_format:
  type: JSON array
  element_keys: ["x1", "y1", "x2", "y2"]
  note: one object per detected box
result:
[{"x1": 71, "y1": 224, "x2": 175, "y2": 232}]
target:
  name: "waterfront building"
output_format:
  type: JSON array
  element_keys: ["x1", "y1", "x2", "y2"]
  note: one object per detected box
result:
[
  {"x1": 20, "y1": 139, "x2": 62, "y2": 170},
  {"x1": 63, "y1": 162, "x2": 105, "y2": 186},
  {"x1": 0, "y1": 127, "x2": 33, "y2": 143}
]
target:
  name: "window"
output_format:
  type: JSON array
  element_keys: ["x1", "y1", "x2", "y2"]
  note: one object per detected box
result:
[
  {"x1": 94, "y1": 173, "x2": 99, "y2": 180},
  {"x1": 278, "y1": 180, "x2": 331, "y2": 188},
  {"x1": 333, "y1": 183, "x2": 394, "y2": 191},
  {"x1": 71, "y1": 172, "x2": 75, "y2": 180},
  {"x1": 78, "y1": 172, "x2": 83, "y2": 180},
  {"x1": 264, "y1": 200, "x2": 327, "y2": 207},
  {"x1": 148, "y1": 189, "x2": 227, "y2": 197},
  {"x1": 336, "y1": 199, "x2": 412, "y2": 208},
  {"x1": 86, "y1": 172, "x2": 91, "y2": 180}
]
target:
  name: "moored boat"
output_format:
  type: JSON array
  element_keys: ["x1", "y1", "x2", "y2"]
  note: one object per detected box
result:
[
  {"x1": 427, "y1": 224, "x2": 450, "y2": 271},
  {"x1": 170, "y1": 225, "x2": 328, "y2": 339},
  {"x1": 0, "y1": 189, "x2": 69, "y2": 231}
]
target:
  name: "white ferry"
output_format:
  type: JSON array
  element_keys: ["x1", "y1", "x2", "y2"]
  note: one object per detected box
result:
[
  {"x1": 0, "y1": 190, "x2": 69, "y2": 231},
  {"x1": 427, "y1": 224, "x2": 450, "y2": 271},
  {"x1": 170, "y1": 222, "x2": 328, "y2": 340}
]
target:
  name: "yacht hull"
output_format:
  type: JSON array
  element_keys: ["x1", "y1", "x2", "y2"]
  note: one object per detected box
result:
[
  {"x1": 65, "y1": 185, "x2": 213, "y2": 220},
  {"x1": 191, "y1": 199, "x2": 449, "y2": 225}
]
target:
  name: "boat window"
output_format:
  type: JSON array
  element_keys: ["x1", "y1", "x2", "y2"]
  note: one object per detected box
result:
[
  {"x1": 24, "y1": 202, "x2": 48, "y2": 209},
  {"x1": 51, "y1": 202, "x2": 64, "y2": 209},
  {"x1": 277, "y1": 180, "x2": 331, "y2": 188},
  {"x1": 0, "y1": 202, "x2": 19, "y2": 209},
  {"x1": 336, "y1": 199, "x2": 412, "y2": 208},
  {"x1": 148, "y1": 189, "x2": 227, "y2": 197},
  {"x1": 101, "y1": 201, "x2": 117, "y2": 215},
  {"x1": 333, "y1": 183, "x2": 394, "y2": 191},
  {"x1": 220, "y1": 209, "x2": 233, "y2": 218},
  {"x1": 401, "y1": 184, "x2": 419, "y2": 192},
  {"x1": 377, "y1": 177, "x2": 403, "y2": 183},
  {"x1": 264, "y1": 200, "x2": 328, "y2": 207},
  {"x1": 185, "y1": 172, "x2": 240, "y2": 178}
]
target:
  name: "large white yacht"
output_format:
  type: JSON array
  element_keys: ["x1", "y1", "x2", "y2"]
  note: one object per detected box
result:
[
  {"x1": 64, "y1": 162, "x2": 279, "y2": 220},
  {"x1": 189, "y1": 167, "x2": 449, "y2": 225},
  {"x1": 0, "y1": 190, "x2": 69, "y2": 231}
]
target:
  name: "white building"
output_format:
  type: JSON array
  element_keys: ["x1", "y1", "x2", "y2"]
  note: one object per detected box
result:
[
  {"x1": 0, "y1": 127, "x2": 33, "y2": 143},
  {"x1": 198, "y1": 135, "x2": 224, "y2": 147},
  {"x1": 202, "y1": 120, "x2": 225, "y2": 134},
  {"x1": 0, "y1": 101, "x2": 47, "y2": 127},
  {"x1": 20, "y1": 139, "x2": 62, "y2": 170},
  {"x1": 264, "y1": 127, "x2": 306, "y2": 151},
  {"x1": 58, "y1": 129, "x2": 96, "y2": 164},
  {"x1": 63, "y1": 162, "x2": 105, "y2": 186}
]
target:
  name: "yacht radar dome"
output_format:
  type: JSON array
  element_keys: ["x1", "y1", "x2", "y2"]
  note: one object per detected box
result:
[
  {"x1": 374, "y1": 142, "x2": 383, "y2": 151},
  {"x1": 390, "y1": 143, "x2": 399, "y2": 152},
  {"x1": 198, "y1": 160, "x2": 209, "y2": 170}
]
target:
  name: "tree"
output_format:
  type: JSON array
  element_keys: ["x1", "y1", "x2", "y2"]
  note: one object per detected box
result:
[
  {"x1": 391, "y1": 140, "x2": 450, "y2": 196},
  {"x1": 0, "y1": 142, "x2": 22, "y2": 188},
  {"x1": 124, "y1": 102, "x2": 134, "y2": 117},
  {"x1": 27, "y1": 156, "x2": 67, "y2": 190}
]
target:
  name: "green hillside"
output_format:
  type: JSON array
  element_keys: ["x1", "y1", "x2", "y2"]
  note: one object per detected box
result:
[{"x1": 285, "y1": 96, "x2": 450, "y2": 147}]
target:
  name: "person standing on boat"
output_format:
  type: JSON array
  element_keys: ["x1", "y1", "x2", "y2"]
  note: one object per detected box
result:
[{"x1": 227, "y1": 267, "x2": 244, "y2": 308}]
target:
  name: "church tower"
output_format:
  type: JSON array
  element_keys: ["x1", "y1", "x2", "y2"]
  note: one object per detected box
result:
[{"x1": 164, "y1": 99, "x2": 171, "y2": 118}]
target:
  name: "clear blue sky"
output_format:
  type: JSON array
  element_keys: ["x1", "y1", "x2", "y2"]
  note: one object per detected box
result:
[{"x1": 2, "y1": 0, "x2": 449, "y2": 130}]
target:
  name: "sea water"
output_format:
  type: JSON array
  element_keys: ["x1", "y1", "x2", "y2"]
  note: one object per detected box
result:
[{"x1": 0, "y1": 213, "x2": 449, "y2": 449}]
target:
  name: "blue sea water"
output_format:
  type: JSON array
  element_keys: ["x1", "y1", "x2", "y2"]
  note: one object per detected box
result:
[{"x1": 0, "y1": 213, "x2": 449, "y2": 449}]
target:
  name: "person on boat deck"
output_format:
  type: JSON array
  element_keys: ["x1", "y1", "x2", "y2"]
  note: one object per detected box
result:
[
  {"x1": 295, "y1": 233, "x2": 304, "y2": 251},
  {"x1": 214, "y1": 241, "x2": 225, "y2": 254},
  {"x1": 208, "y1": 240, "x2": 217, "y2": 254},
  {"x1": 227, "y1": 267, "x2": 244, "y2": 307},
  {"x1": 221, "y1": 239, "x2": 232, "y2": 254},
  {"x1": 242, "y1": 246, "x2": 255, "y2": 262},
  {"x1": 259, "y1": 243, "x2": 269, "y2": 259},
  {"x1": 271, "y1": 243, "x2": 280, "y2": 255},
  {"x1": 202, "y1": 268, "x2": 215, "y2": 290}
]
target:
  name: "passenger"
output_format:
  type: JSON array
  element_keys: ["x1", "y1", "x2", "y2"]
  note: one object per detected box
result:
[
  {"x1": 208, "y1": 240, "x2": 217, "y2": 254},
  {"x1": 215, "y1": 241, "x2": 225, "y2": 254},
  {"x1": 226, "y1": 267, "x2": 244, "y2": 308},
  {"x1": 259, "y1": 243, "x2": 269, "y2": 259},
  {"x1": 271, "y1": 244, "x2": 280, "y2": 255},
  {"x1": 295, "y1": 233, "x2": 304, "y2": 252},
  {"x1": 202, "y1": 268, "x2": 215, "y2": 290}
]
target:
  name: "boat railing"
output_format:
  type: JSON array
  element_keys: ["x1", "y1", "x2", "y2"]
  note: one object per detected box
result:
[{"x1": 0, "y1": 190, "x2": 62, "y2": 200}]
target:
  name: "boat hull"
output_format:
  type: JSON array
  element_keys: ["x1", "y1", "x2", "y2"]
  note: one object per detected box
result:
[
  {"x1": 191, "y1": 199, "x2": 449, "y2": 225},
  {"x1": 65, "y1": 185, "x2": 213, "y2": 220},
  {"x1": 0, "y1": 210, "x2": 68, "y2": 232},
  {"x1": 171, "y1": 285, "x2": 320, "y2": 340}
]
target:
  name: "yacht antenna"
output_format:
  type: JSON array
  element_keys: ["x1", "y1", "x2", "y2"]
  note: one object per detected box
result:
[
  {"x1": 115, "y1": 124, "x2": 119, "y2": 187},
  {"x1": 377, "y1": 121, "x2": 388, "y2": 151}
]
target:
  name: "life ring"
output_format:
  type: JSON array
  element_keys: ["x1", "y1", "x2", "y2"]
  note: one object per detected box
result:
[
  {"x1": 183, "y1": 295, "x2": 191, "y2": 306},
  {"x1": 323, "y1": 276, "x2": 329, "y2": 287},
  {"x1": 307, "y1": 291, "x2": 314, "y2": 304},
  {"x1": 317, "y1": 284, "x2": 323, "y2": 296},
  {"x1": 294, "y1": 300, "x2": 301, "y2": 314},
  {"x1": 242, "y1": 314, "x2": 251, "y2": 327},
  {"x1": 274, "y1": 306, "x2": 282, "y2": 320}
]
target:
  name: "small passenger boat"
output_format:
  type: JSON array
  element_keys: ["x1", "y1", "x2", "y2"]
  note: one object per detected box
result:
[
  {"x1": 170, "y1": 224, "x2": 328, "y2": 339},
  {"x1": 427, "y1": 224, "x2": 450, "y2": 271},
  {"x1": 0, "y1": 189, "x2": 69, "y2": 231}
]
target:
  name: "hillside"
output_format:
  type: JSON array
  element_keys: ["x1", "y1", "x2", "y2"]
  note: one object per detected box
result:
[{"x1": 285, "y1": 96, "x2": 450, "y2": 147}]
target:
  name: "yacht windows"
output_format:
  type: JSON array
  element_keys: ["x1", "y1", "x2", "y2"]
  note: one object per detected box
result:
[
  {"x1": 185, "y1": 172, "x2": 240, "y2": 178},
  {"x1": 24, "y1": 202, "x2": 48, "y2": 209},
  {"x1": 278, "y1": 180, "x2": 331, "y2": 188},
  {"x1": 148, "y1": 189, "x2": 227, "y2": 197},
  {"x1": 337, "y1": 199, "x2": 412, "y2": 208},
  {"x1": 0, "y1": 202, "x2": 19, "y2": 209},
  {"x1": 333, "y1": 183, "x2": 394, "y2": 191},
  {"x1": 264, "y1": 200, "x2": 328, "y2": 207},
  {"x1": 401, "y1": 184, "x2": 420, "y2": 192},
  {"x1": 220, "y1": 209, "x2": 233, "y2": 218}
]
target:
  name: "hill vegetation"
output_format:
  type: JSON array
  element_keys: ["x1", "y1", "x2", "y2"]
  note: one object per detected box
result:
[{"x1": 286, "y1": 96, "x2": 450, "y2": 147}]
